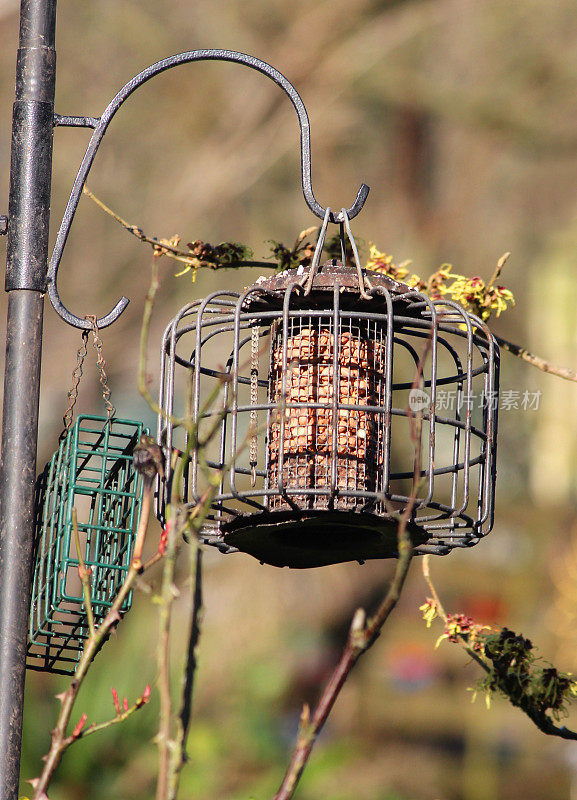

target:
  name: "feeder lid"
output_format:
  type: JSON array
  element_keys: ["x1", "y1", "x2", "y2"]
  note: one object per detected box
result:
[{"x1": 245, "y1": 260, "x2": 412, "y2": 308}]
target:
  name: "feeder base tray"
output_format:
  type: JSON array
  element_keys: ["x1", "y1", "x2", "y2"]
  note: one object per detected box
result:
[{"x1": 218, "y1": 510, "x2": 428, "y2": 568}]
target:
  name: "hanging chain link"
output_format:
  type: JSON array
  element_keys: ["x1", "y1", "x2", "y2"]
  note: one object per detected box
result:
[
  {"x1": 61, "y1": 330, "x2": 89, "y2": 438},
  {"x1": 249, "y1": 324, "x2": 259, "y2": 487},
  {"x1": 60, "y1": 316, "x2": 115, "y2": 437},
  {"x1": 86, "y1": 315, "x2": 115, "y2": 420}
]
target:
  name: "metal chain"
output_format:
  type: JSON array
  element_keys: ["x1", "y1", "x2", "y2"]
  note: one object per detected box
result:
[
  {"x1": 86, "y1": 315, "x2": 115, "y2": 419},
  {"x1": 249, "y1": 324, "x2": 259, "y2": 487},
  {"x1": 60, "y1": 316, "x2": 116, "y2": 437},
  {"x1": 61, "y1": 330, "x2": 89, "y2": 438}
]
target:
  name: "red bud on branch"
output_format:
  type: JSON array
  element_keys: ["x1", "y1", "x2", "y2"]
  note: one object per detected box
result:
[
  {"x1": 158, "y1": 520, "x2": 171, "y2": 556},
  {"x1": 136, "y1": 684, "x2": 152, "y2": 709},
  {"x1": 111, "y1": 687, "x2": 121, "y2": 715},
  {"x1": 77, "y1": 563, "x2": 92, "y2": 581},
  {"x1": 71, "y1": 714, "x2": 87, "y2": 739}
]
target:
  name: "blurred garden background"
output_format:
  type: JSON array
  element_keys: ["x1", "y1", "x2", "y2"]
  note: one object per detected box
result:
[{"x1": 2, "y1": 0, "x2": 577, "y2": 798}]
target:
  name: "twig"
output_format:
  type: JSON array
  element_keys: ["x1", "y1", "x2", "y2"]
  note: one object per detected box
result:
[
  {"x1": 163, "y1": 420, "x2": 266, "y2": 797},
  {"x1": 85, "y1": 184, "x2": 577, "y2": 386},
  {"x1": 136, "y1": 256, "x2": 224, "y2": 425},
  {"x1": 31, "y1": 559, "x2": 146, "y2": 799},
  {"x1": 138, "y1": 254, "x2": 181, "y2": 800},
  {"x1": 71, "y1": 508, "x2": 95, "y2": 638},
  {"x1": 273, "y1": 495, "x2": 416, "y2": 800},
  {"x1": 155, "y1": 502, "x2": 179, "y2": 800},
  {"x1": 142, "y1": 550, "x2": 165, "y2": 572},
  {"x1": 520, "y1": 710, "x2": 577, "y2": 740},
  {"x1": 178, "y1": 541, "x2": 203, "y2": 744},
  {"x1": 83, "y1": 186, "x2": 271, "y2": 271},
  {"x1": 494, "y1": 334, "x2": 577, "y2": 384},
  {"x1": 484, "y1": 252, "x2": 577, "y2": 383},
  {"x1": 153, "y1": 431, "x2": 217, "y2": 800},
  {"x1": 34, "y1": 222, "x2": 233, "y2": 800},
  {"x1": 32, "y1": 430, "x2": 161, "y2": 798},
  {"x1": 137, "y1": 300, "x2": 202, "y2": 800},
  {"x1": 137, "y1": 252, "x2": 206, "y2": 800},
  {"x1": 139, "y1": 255, "x2": 163, "y2": 415},
  {"x1": 421, "y1": 555, "x2": 490, "y2": 674},
  {"x1": 168, "y1": 538, "x2": 203, "y2": 800},
  {"x1": 75, "y1": 687, "x2": 151, "y2": 740},
  {"x1": 132, "y1": 478, "x2": 154, "y2": 566},
  {"x1": 273, "y1": 339, "x2": 431, "y2": 800},
  {"x1": 421, "y1": 556, "x2": 577, "y2": 740},
  {"x1": 487, "y1": 251, "x2": 510, "y2": 289},
  {"x1": 161, "y1": 420, "x2": 266, "y2": 798}
]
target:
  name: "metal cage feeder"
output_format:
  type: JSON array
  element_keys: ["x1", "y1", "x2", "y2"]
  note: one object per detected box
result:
[
  {"x1": 157, "y1": 251, "x2": 499, "y2": 569},
  {"x1": 28, "y1": 415, "x2": 148, "y2": 674}
]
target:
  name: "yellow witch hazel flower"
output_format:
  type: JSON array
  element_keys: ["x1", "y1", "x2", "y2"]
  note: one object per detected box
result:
[
  {"x1": 484, "y1": 285, "x2": 515, "y2": 319},
  {"x1": 434, "y1": 612, "x2": 490, "y2": 651},
  {"x1": 406, "y1": 273, "x2": 427, "y2": 290},
  {"x1": 365, "y1": 244, "x2": 419, "y2": 284},
  {"x1": 469, "y1": 687, "x2": 493, "y2": 710},
  {"x1": 435, "y1": 264, "x2": 454, "y2": 281},
  {"x1": 365, "y1": 245, "x2": 515, "y2": 321},
  {"x1": 440, "y1": 274, "x2": 515, "y2": 321},
  {"x1": 419, "y1": 598, "x2": 438, "y2": 628},
  {"x1": 440, "y1": 274, "x2": 483, "y2": 306},
  {"x1": 435, "y1": 616, "x2": 466, "y2": 649},
  {"x1": 366, "y1": 244, "x2": 397, "y2": 274}
]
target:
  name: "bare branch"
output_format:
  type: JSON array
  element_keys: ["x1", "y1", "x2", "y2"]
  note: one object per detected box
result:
[
  {"x1": 76, "y1": 687, "x2": 151, "y2": 741},
  {"x1": 71, "y1": 509, "x2": 95, "y2": 639},
  {"x1": 421, "y1": 556, "x2": 577, "y2": 741},
  {"x1": 167, "y1": 539, "x2": 203, "y2": 800},
  {"x1": 83, "y1": 186, "x2": 271, "y2": 271},
  {"x1": 487, "y1": 252, "x2": 510, "y2": 289},
  {"x1": 155, "y1": 503, "x2": 179, "y2": 800},
  {"x1": 494, "y1": 334, "x2": 577, "y2": 384},
  {"x1": 32, "y1": 558, "x2": 149, "y2": 798},
  {"x1": 421, "y1": 555, "x2": 490, "y2": 675}
]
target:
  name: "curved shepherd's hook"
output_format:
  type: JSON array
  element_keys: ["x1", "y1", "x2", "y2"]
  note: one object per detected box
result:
[{"x1": 48, "y1": 49, "x2": 370, "y2": 330}]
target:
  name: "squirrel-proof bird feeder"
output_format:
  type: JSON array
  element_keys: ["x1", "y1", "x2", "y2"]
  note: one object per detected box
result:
[{"x1": 157, "y1": 217, "x2": 499, "y2": 569}]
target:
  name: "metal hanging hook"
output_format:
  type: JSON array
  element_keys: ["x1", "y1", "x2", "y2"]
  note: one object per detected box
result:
[{"x1": 48, "y1": 49, "x2": 370, "y2": 329}]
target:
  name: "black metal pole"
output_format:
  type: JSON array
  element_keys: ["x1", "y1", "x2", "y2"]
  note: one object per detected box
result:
[{"x1": 0, "y1": 2, "x2": 57, "y2": 798}]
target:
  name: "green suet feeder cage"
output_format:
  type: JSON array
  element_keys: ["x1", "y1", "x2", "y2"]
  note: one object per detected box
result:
[{"x1": 27, "y1": 415, "x2": 148, "y2": 675}]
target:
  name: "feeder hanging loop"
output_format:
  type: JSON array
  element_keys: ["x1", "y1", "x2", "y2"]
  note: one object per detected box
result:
[
  {"x1": 340, "y1": 207, "x2": 373, "y2": 301},
  {"x1": 303, "y1": 206, "x2": 372, "y2": 299},
  {"x1": 303, "y1": 207, "x2": 332, "y2": 295}
]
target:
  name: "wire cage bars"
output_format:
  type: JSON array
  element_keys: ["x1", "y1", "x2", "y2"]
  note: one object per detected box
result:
[
  {"x1": 157, "y1": 262, "x2": 499, "y2": 568},
  {"x1": 28, "y1": 415, "x2": 148, "y2": 674}
]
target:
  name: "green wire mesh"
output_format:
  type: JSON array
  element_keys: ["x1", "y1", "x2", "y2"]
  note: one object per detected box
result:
[{"x1": 27, "y1": 415, "x2": 148, "y2": 675}]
